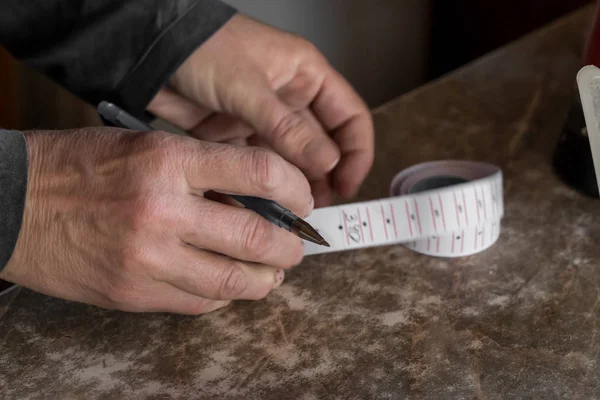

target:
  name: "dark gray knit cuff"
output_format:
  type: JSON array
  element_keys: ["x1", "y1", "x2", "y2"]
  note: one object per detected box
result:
[
  {"x1": 0, "y1": 130, "x2": 28, "y2": 272},
  {"x1": 117, "y1": 0, "x2": 237, "y2": 117}
]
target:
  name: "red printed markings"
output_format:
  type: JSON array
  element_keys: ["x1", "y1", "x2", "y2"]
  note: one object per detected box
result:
[
  {"x1": 380, "y1": 204, "x2": 389, "y2": 240},
  {"x1": 429, "y1": 196, "x2": 442, "y2": 254},
  {"x1": 452, "y1": 230, "x2": 465, "y2": 254},
  {"x1": 357, "y1": 208, "x2": 365, "y2": 243},
  {"x1": 482, "y1": 226, "x2": 486, "y2": 248},
  {"x1": 366, "y1": 207, "x2": 374, "y2": 241},
  {"x1": 389, "y1": 203, "x2": 398, "y2": 239},
  {"x1": 413, "y1": 199, "x2": 423, "y2": 235},
  {"x1": 404, "y1": 201, "x2": 413, "y2": 237},
  {"x1": 429, "y1": 197, "x2": 438, "y2": 233},
  {"x1": 453, "y1": 192, "x2": 461, "y2": 227},
  {"x1": 462, "y1": 189, "x2": 469, "y2": 227},
  {"x1": 438, "y1": 194, "x2": 447, "y2": 231}
]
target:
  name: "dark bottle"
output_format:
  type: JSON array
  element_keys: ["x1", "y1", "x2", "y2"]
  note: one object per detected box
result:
[{"x1": 553, "y1": 2, "x2": 600, "y2": 198}]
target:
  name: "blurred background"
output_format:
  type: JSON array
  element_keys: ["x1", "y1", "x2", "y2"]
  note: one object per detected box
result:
[{"x1": 0, "y1": 0, "x2": 592, "y2": 131}]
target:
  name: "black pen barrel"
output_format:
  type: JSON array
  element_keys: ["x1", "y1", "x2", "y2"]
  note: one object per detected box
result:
[{"x1": 230, "y1": 195, "x2": 295, "y2": 231}]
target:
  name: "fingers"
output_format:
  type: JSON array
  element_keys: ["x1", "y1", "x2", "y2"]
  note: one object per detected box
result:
[
  {"x1": 331, "y1": 134, "x2": 374, "y2": 198},
  {"x1": 310, "y1": 177, "x2": 334, "y2": 208},
  {"x1": 152, "y1": 52, "x2": 373, "y2": 200},
  {"x1": 148, "y1": 87, "x2": 213, "y2": 131},
  {"x1": 189, "y1": 113, "x2": 254, "y2": 143},
  {"x1": 166, "y1": 62, "x2": 342, "y2": 181},
  {"x1": 179, "y1": 196, "x2": 304, "y2": 268},
  {"x1": 157, "y1": 244, "x2": 285, "y2": 301},
  {"x1": 235, "y1": 78, "x2": 342, "y2": 180},
  {"x1": 247, "y1": 134, "x2": 273, "y2": 150},
  {"x1": 223, "y1": 137, "x2": 248, "y2": 146},
  {"x1": 275, "y1": 67, "x2": 323, "y2": 110},
  {"x1": 311, "y1": 68, "x2": 375, "y2": 198},
  {"x1": 294, "y1": 108, "x2": 335, "y2": 206},
  {"x1": 180, "y1": 140, "x2": 313, "y2": 217},
  {"x1": 149, "y1": 88, "x2": 256, "y2": 144}
]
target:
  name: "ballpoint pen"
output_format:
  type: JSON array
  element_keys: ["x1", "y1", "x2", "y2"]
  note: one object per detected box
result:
[{"x1": 97, "y1": 101, "x2": 329, "y2": 247}]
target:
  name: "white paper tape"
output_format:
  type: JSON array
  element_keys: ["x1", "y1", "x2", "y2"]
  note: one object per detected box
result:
[{"x1": 303, "y1": 160, "x2": 503, "y2": 257}]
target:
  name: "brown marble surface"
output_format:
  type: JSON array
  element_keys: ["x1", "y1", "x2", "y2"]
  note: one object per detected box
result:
[{"x1": 2, "y1": 6, "x2": 600, "y2": 400}]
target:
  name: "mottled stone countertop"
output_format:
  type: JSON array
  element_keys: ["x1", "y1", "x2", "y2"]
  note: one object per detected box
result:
[{"x1": 2, "y1": 6, "x2": 600, "y2": 400}]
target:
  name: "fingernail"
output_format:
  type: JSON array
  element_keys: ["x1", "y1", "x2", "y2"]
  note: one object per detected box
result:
[
  {"x1": 274, "y1": 269, "x2": 285, "y2": 287},
  {"x1": 303, "y1": 139, "x2": 340, "y2": 174}
]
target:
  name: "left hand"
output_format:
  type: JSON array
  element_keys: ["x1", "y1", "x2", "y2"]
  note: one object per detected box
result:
[{"x1": 147, "y1": 14, "x2": 374, "y2": 207}]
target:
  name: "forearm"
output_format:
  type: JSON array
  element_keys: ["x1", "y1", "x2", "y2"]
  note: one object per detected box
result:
[
  {"x1": 0, "y1": 130, "x2": 27, "y2": 272},
  {"x1": 0, "y1": 0, "x2": 236, "y2": 116}
]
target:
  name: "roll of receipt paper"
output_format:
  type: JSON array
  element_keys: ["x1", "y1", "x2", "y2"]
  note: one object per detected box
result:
[
  {"x1": 303, "y1": 160, "x2": 504, "y2": 257},
  {"x1": 575, "y1": 65, "x2": 600, "y2": 193}
]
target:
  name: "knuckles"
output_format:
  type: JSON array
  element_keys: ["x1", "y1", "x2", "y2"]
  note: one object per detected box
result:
[
  {"x1": 103, "y1": 274, "x2": 145, "y2": 311},
  {"x1": 120, "y1": 235, "x2": 154, "y2": 273},
  {"x1": 245, "y1": 148, "x2": 285, "y2": 197},
  {"x1": 240, "y1": 215, "x2": 273, "y2": 261},
  {"x1": 134, "y1": 131, "x2": 182, "y2": 183},
  {"x1": 121, "y1": 132, "x2": 184, "y2": 230},
  {"x1": 237, "y1": 213, "x2": 303, "y2": 268},
  {"x1": 270, "y1": 112, "x2": 307, "y2": 150},
  {"x1": 288, "y1": 34, "x2": 322, "y2": 60},
  {"x1": 119, "y1": 134, "x2": 187, "y2": 240},
  {"x1": 214, "y1": 262, "x2": 248, "y2": 299},
  {"x1": 127, "y1": 195, "x2": 170, "y2": 233}
]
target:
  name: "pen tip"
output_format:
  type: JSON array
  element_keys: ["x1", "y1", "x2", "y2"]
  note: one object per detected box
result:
[{"x1": 291, "y1": 219, "x2": 330, "y2": 247}]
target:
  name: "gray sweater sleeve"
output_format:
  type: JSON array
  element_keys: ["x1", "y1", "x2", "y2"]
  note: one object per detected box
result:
[
  {"x1": 0, "y1": 0, "x2": 236, "y2": 270},
  {"x1": 0, "y1": 131, "x2": 27, "y2": 271}
]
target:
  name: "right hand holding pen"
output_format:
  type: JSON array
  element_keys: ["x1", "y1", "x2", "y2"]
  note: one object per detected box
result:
[{"x1": 1, "y1": 127, "x2": 313, "y2": 314}]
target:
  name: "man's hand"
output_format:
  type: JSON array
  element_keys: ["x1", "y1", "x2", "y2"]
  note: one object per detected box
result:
[
  {"x1": 1, "y1": 127, "x2": 312, "y2": 314},
  {"x1": 147, "y1": 14, "x2": 374, "y2": 207}
]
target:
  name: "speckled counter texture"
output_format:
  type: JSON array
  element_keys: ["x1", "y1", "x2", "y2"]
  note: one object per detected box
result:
[{"x1": 2, "y1": 7, "x2": 600, "y2": 400}]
